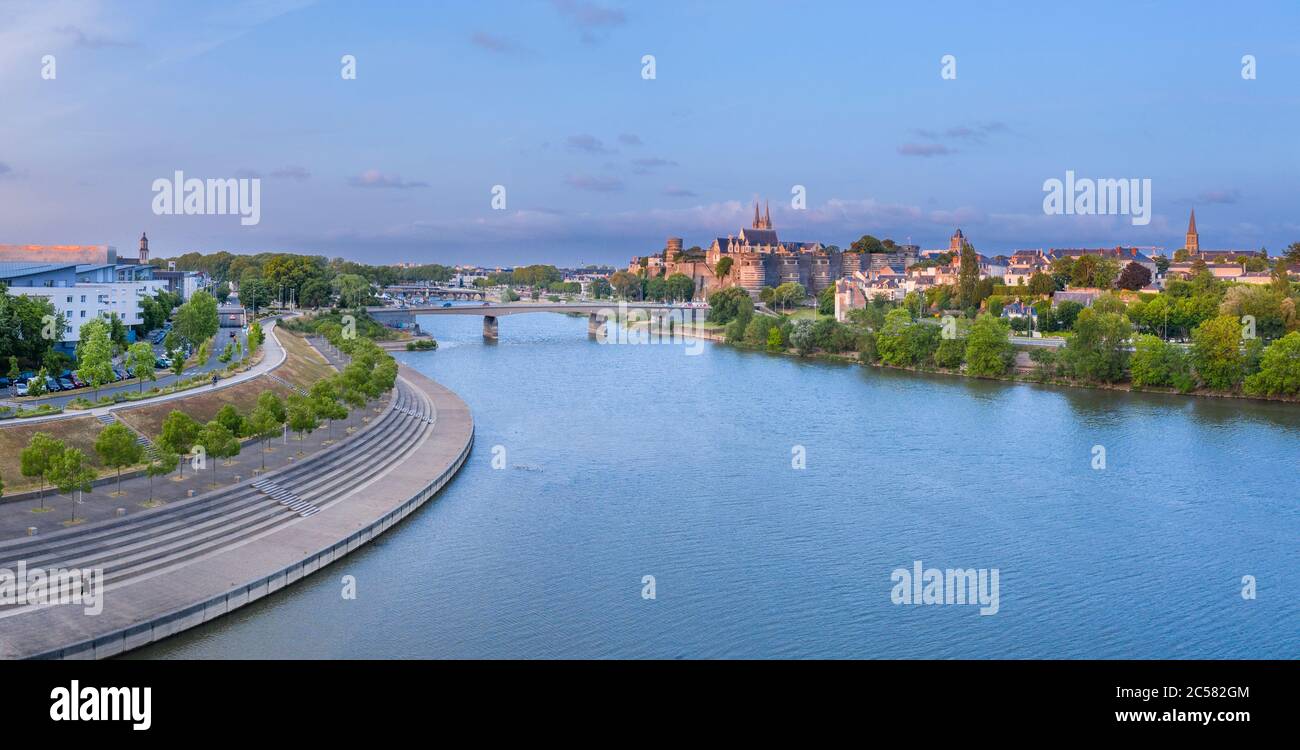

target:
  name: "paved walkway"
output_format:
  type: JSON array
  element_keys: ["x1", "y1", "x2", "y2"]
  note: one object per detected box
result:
[{"x1": 0, "y1": 364, "x2": 473, "y2": 659}]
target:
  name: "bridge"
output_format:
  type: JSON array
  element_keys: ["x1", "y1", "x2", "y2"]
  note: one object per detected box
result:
[
  {"x1": 367, "y1": 302, "x2": 705, "y2": 339},
  {"x1": 381, "y1": 284, "x2": 486, "y2": 301}
]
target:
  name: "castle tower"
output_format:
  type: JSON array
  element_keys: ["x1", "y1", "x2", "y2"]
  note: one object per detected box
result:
[
  {"x1": 139, "y1": 232, "x2": 149, "y2": 262},
  {"x1": 949, "y1": 228, "x2": 965, "y2": 255},
  {"x1": 1185, "y1": 210, "x2": 1199, "y2": 255}
]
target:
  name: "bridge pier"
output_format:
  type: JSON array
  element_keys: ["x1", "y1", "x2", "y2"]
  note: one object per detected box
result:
[
  {"x1": 483, "y1": 315, "x2": 498, "y2": 340},
  {"x1": 588, "y1": 313, "x2": 607, "y2": 339}
]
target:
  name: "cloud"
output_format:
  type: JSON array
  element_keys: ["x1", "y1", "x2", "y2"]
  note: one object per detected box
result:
[
  {"x1": 1196, "y1": 189, "x2": 1240, "y2": 204},
  {"x1": 618, "y1": 133, "x2": 642, "y2": 146},
  {"x1": 565, "y1": 174, "x2": 624, "y2": 192},
  {"x1": 348, "y1": 170, "x2": 428, "y2": 189},
  {"x1": 662, "y1": 187, "x2": 696, "y2": 197},
  {"x1": 0, "y1": 162, "x2": 12, "y2": 178},
  {"x1": 234, "y1": 168, "x2": 262, "y2": 179},
  {"x1": 470, "y1": 31, "x2": 531, "y2": 56},
  {"x1": 271, "y1": 165, "x2": 311, "y2": 180},
  {"x1": 55, "y1": 24, "x2": 135, "y2": 49},
  {"x1": 631, "y1": 157, "x2": 677, "y2": 173},
  {"x1": 898, "y1": 143, "x2": 953, "y2": 157},
  {"x1": 551, "y1": 0, "x2": 626, "y2": 42},
  {"x1": 912, "y1": 122, "x2": 1009, "y2": 146},
  {"x1": 566, "y1": 134, "x2": 614, "y2": 154}
]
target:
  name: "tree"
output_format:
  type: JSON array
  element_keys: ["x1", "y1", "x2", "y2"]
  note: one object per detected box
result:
[
  {"x1": 706, "y1": 287, "x2": 752, "y2": 325},
  {"x1": 1069, "y1": 255, "x2": 1098, "y2": 288},
  {"x1": 126, "y1": 341, "x2": 156, "y2": 392},
  {"x1": 21, "y1": 432, "x2": 64, "y2": 508},
  {"x1": 714, "y1": 256, "x2": 734, "y2": 287},
  {"x1": 876, "y1": 307, "x2": 914, "y2": 366},
  {"x1": 215, "y1": 403, "x2": 246, "y2": 438},
  {"x1": 1060, "y1": 308, "x2": 1132, "y2": 383},
  {"x1": 311, "y1": 379, "x2": 348, "y2": 439},
  {"x1": 75, "y1": 318, "x2": 116, "y2": 400},
  {"x1": 174, "y1": 290, "x2": 219, "y2": 348},
  {"x1": 27, "y1": 367, "x2": 48, "y2": 397},
  {"x1": 257, "y1": 391, "x2": 287, "y2": 425},
  {"x1": 7, "y1": 356, "x2": 18, "y2": 397},
  {"x1": 95, "y1": 422, "x2": 143, "y2": 495},
  {"x1": 851, "y1": 234, "x2": 884, "y2": 254},
  {"x1": 958, "y1": 242, "x2": 979, "y2": 308},
  {"x1": 1130, "y1": 334, "x2": 1194, "y2": 391},
  {"x1": 608, "y1": 271, "x2": 639, "y2": 299},
  {"x1": 817, "y1": 285, "x2": 835, "y2": 316},
  {"x1": 964, "y1": 315, "x2": 1014, "y2": 376},
  {"x1": 196, "y1": 421, "x2": 239, "y2": 485},
  {"x1": 286, "y1": 394, "x2": 320, "y2": 451},
  {"x1": 1191, "y1": 315, "x2": 1245, "y2": 390},
  {"x1": 334, "y1": 274, "x2": 372, "y2": 308},
  {"x1": 1243, "y1": 332, "x2": 1300, "y2": 397},
  {"x1": 772, "y1": 282, "x2": 806, "y2": 312},
  {"x1": 213, "y1": 282, "x2": 231, "y2": 303},
  {"x1": 789, "y1": 319, "x2": 816, "y2": 355},
  {"x1": 159, "y1": 410, "x2": 201, "y2": 478},
  {"x1": 145, "y1": 451, "x2": 179, "y2": 504},
  {"x1": 765, "y1": 325, "x2": 784, "y2": 351},
  {"x1": 240, "y1": 275, "x2": 274, "y2": 312},
  {"x1": 1116, "y1": 261, "x2": 1153, "y2": 291},
  {"x1": 48, "y1": 447, "x2": 95, "y2": 523},
  {"x1": 299, "y1": 278, "x2": 332, "y2": 309},
  {"x1": 665, "y1": 273, "x2": 695, "y2": 302},
  {"x1": 246, "y1": 406, "x2": 281, "y2": 470},
  {"x1": 1027, "y1": 271, "x2": 1055, "y2": 296}
]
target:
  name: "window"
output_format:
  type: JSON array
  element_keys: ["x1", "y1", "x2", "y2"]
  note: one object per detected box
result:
[
  {"x1": 80, "y1": 295, "x2": 86, "y2": 303},
  {"x1": 80, "y1": 310, "x2": 86, "y2": 318},
  {"x1": 66, "y1": 296, "x2": 73, "y2": 303}
]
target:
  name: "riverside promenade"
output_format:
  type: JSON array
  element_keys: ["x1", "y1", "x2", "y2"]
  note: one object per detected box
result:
[{"x1": 0, "y1": 364, "x2": 473, "y2": 659}]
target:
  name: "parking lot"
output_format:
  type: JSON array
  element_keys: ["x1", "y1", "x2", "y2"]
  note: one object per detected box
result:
[{"x1": 1, "y1": 325, "x2": 250, "y2": 409}]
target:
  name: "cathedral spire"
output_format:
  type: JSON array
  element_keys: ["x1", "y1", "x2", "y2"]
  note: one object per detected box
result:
[
  {"x1": 1185, "y1": 209, "x2": 1199, "y2": 254},
  {"x1": 753, "y1": 201, "x2": 761, "y2": 229},
  {"x1": 763, "y1": 200, "x2": 771, "y2": 229}
]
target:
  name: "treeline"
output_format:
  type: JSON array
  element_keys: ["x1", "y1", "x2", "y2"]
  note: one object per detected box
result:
[
  {"x1": 156, "y1": 252, "x2": 456, "y2": 310},
  {"x1": 706, "y1": 277, "x2": 1300, "y2": 398}
]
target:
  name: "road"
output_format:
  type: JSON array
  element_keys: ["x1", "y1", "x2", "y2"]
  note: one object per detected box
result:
[{"x1": 4, "y1": 327, "x2": 249, "y2": 409}]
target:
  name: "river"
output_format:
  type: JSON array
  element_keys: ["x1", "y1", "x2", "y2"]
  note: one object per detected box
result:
[{"x1": 128, "y1": 310, "x2": 1299, "y2": 658}]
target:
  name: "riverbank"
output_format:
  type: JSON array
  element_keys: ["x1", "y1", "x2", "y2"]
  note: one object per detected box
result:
[
  {"x1": 0, "y1": 364, "x2": 473, "y2": 659},
  {"x1": 639, "y1": 319, "x2": 1300, "y2": 406}
]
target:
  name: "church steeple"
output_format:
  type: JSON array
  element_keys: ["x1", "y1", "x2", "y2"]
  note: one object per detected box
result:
[
  {"x1": 1185, "y1": 209, "x2": 1199, "y2": 254},
  {"x1": 763, "y1": 200, "x2": 772, "y2": 229},
  {"x1": 139, "y1": 232, "x2": 149, "y2": 262}
]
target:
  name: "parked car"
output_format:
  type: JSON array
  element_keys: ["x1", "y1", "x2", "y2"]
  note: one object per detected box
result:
[
  {"x1": 15, "y1": 381, "x2": 29, "y2": 396},
  {"x1": 442, "y1": 302, "x2": 453, "y2": 308},
  {"x1": 46, "y1": 376, "x2": 61, "y2": 392},
  {"x1": 113, "y1": 365, "x2": 128, "y2": 380},
  {"x1": 0, "y1": 377, "x2": 9, "y2": 390},
  {"x1": 155, "y1": 358, "x2": 170, "y2": 369},
  {"x1": 58, "y1": 377, "x2": 76, "y2": 391}
]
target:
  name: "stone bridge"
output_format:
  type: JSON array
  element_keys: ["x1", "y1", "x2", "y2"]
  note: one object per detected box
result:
[{"x1": 367, "y1": 302, "x2": 705, "y2": 339}]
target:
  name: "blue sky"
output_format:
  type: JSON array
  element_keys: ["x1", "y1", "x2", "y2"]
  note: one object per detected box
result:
[{"x1": 1, "y1": 0, "x2": 1298, "y2": 265}]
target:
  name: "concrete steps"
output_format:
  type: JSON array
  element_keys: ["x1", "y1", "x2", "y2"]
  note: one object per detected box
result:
[{"x1": 0, "y1": 381, "x2": 437, "y2": 607}]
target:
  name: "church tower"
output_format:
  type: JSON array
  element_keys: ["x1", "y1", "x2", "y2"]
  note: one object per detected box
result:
[
  {"x1": 1185, "y1": 210, "x2": 1199, "y2": 255},
  {"x1": 753, "y1": 201, "x2": 762, "y2": 229},
  {"x1": 139, "y1": 232, "x2": 149, "y2": 262},
  {"x1": 949, "y1": 228, "x2": 965, "y2": 255},
  {"x1": 762, "y1": 200, "x2": 772, "y2": 229}
]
